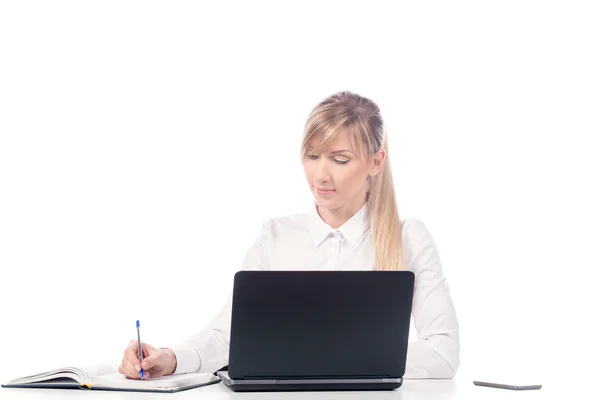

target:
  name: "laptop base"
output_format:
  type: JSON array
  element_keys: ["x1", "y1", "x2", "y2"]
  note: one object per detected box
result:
[{"x1": 217, "y1": 371, "x2": 403, "y2": 392}]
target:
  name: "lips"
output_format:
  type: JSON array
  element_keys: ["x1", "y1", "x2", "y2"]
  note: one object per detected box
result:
[{"x1": 314, "y1": 186, "x2": 335, "y2": 195}]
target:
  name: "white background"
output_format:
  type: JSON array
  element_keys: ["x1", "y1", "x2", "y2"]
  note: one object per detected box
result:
[{"x1": 1, "y1": 0, "x2": 598, "y2": 389}]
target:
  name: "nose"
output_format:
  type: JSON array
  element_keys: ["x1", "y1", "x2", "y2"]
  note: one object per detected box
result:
[{"x1": 313, "y1": 158, "x2": 331, "y2": 184}]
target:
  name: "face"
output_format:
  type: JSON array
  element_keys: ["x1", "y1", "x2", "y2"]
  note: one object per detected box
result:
[{"x1": 302, "y1": 131, "x2": 385, "y2": 215}]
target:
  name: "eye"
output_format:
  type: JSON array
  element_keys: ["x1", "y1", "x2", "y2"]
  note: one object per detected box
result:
[
  {"x1": 333, "y1": 158, "x2": 349, "y2": 165},
  {"x1": 307, "y1": 154, "x2": 319, "y2": 160}
]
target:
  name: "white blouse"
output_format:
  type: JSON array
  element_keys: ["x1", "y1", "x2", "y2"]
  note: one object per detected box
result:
[{"x1": 170, "y1": 203, "x2": 460, "y2": 379}]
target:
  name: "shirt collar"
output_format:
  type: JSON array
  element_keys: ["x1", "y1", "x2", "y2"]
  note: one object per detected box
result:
[{"x1": 308, "y1": 202, "x2": 370, "y2": 248}]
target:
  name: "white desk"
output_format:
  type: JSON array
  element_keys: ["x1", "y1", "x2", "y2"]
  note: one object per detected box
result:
[{"x1": 0, "y1": 378, "x2": 568, "y2": 400}]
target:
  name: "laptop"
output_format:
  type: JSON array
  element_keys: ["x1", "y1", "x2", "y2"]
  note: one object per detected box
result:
[{"x1": 217, "y1": 270, "x2": 415, "y2": 391}]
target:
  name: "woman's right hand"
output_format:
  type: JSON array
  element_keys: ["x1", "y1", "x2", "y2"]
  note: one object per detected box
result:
[{"x1": 119, "y1": 340, "x2": 177, "y2": 379}]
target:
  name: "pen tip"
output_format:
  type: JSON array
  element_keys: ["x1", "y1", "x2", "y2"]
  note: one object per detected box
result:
[{"x1": 136, "y1": 320, "x2": 140, "y2": 328}]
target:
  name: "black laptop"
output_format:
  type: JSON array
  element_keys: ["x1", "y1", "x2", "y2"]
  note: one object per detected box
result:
[{"x1": 217, "y1": 270, "x2": 415, "y2": 391}]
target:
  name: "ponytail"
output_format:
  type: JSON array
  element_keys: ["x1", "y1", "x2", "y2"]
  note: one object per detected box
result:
[{"x1": 367, "y1": 138, "x2": 404, "y2": 270}]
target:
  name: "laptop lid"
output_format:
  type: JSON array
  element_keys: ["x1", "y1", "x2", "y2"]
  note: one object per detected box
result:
[{"x1": 227, "y1": 270, "x2": 415, "y2": 380}]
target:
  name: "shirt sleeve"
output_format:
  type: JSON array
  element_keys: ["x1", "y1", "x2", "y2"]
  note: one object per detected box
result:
[
  {"x1": 169, "y1": 221, "x2": 271, "y2": 374},
  {"x1": 402, "y1": 219, "x2": 460, "y2": 379}
]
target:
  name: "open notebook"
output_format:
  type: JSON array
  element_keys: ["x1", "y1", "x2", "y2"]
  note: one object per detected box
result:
[{"x1": 1, "y1": 363, "x2": 220, "y2": 393}]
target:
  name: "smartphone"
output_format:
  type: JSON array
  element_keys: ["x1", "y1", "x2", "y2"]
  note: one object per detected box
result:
[{"x1": 473, "y1": 381, "x2": 542, "y2": 390}]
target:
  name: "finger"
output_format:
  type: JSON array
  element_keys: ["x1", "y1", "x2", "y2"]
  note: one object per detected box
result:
[
  {"x1": 119, "y1": 364, "x2": 137, "y2": 379},
  {"x1": 141, "y1": 342, "x2": 157, "y2": 358},
  {"x1": 126, "y1": 353, "x2": 143, "y2": 372},
  {"x1": 125, "y1": 358, "x2": 141, "y2": 376},
  {"x1": 141, "y1": 352, "x2": 159, "y2": 370},
  {"x1": 127, "y1": 340, "x2": 138, "y2": 351},
  {"x1": 124, "y1": 341, "x2": 139, "y2": 360},
  {"x1": 124, "y1": 342, "x2": 143, "y2": 371},
  {"x1": 119, "y1": 360, "x2": 140, "y2": 379}
]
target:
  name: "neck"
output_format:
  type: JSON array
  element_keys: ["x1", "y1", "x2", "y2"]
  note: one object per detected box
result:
[{"x1": 316, "y1": 195, "x2": 367, "y2": 229}]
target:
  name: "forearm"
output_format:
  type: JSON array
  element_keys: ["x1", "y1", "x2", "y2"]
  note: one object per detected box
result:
[
  {"x1": 400, "y1": 219, "x2": 461, "y2": 379},
  {"x1": 404, "y1": 330, "x2": 460, "y2": 379},
  {"x1": 168, "y1": 325, "x2": 230, "y2": 375},
  {"x1": 166, "y1": 298, "x2": 233, "y2": 375}
]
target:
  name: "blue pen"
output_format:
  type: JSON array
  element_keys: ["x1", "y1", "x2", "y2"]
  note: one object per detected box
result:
[{"x1": 136, "y1": 320, "x2": 144, "y2": 380}]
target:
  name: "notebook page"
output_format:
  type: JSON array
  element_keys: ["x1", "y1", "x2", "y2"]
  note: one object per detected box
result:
[
  {"x1": 88, "y1": 372, "x2": 218, "y2": 390},
  {"x1": 77, "y1": 363, "x2": 118, "y2": 379},
  {"x1": 6, "y1": 367, "x2": 86, "y2": 385}
]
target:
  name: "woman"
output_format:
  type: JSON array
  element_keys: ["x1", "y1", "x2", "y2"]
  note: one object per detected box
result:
[{"x1": 118, "y1": 91, "x2": 460, "y2": 380}]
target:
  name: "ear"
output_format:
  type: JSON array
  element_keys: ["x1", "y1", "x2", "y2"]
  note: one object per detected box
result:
[{"x1": 368, "y1": 149, "x2": 386, "y2": 177}]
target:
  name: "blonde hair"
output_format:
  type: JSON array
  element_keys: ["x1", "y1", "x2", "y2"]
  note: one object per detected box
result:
[{"x1": 300, "y1": 91, "x2": 404, "y2": 271}]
